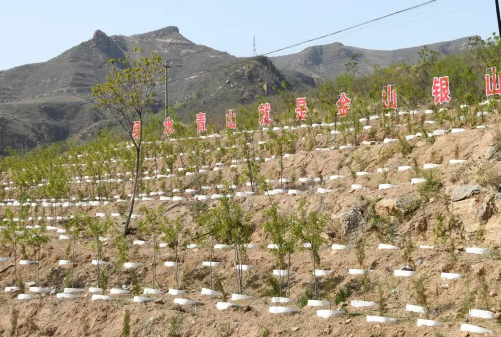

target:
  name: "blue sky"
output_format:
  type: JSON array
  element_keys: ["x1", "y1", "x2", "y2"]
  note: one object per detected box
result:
[{"x1": 0, "y1": 0, "x2": 496, "y2": 70}]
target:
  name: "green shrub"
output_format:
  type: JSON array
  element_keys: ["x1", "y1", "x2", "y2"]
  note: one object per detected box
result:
[
  {"x1": 417, "y1": 170, "x2": 442, "y2": 199},
  {"x1": 298, "y1": 289, "x2": 313, "y2": 308},
  {"x1": 335, "y1": 287, "x2": 351, "y2": 304},
  {"x1": 259, "y1": 275, "x2": 281, "y2": 297},
  {"x1": 397, "y1": 136, "x2": 413, "y2": 157},
  {"x1": 122, "y1": 309, "x2": 131, "y2": 337}
]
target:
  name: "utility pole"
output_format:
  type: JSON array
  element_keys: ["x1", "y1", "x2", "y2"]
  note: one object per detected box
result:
[
  {"x1": 496, "y1": 0, "x2": 501, "y2": 37},
  {"x1": 163, "y1": 61, "x2": 172, "y2": 120}
]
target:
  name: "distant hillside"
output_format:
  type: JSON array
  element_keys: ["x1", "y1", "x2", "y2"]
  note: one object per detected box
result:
[
  {"x1": 0, "y1": 26, "x2": 473, "y2": 152},
  {"x1": 0, "y1": 26, "x2": 314, "y2": 152},
  {"x1": 271, "y1": 37, "x2": 472, "y2": 79}
]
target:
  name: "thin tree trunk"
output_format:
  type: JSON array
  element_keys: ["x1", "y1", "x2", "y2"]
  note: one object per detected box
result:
[
  {"x1": 312, "y1": 251, "x2": 317, "y2": 299},
  {"x1": 175, "y1": 244, "x2": 179, "y2": 289},
  {"x1": 152, "y1": 249, "x2": 156, "y2": 289},
  {"x1": 71, "y1": 235, "x2": 75, "y2": 288},
  {"x1": 210, "y1": 236, "x2": 214, "y2": 289},
  {"x1": 278, "y1": 251, "x2": 284, "y2": 298},
  {"x1": 234, "y1": 248, "x2": 239, "y2": 294},
  {"x1": 14, "y1": 244, "x2": 17, "y2": 286},
  {"x1": 287, "y1": 251, "x2": 291, "y2": 299},
  {"x1": 179, "y1": 148, "x2": 185, "y2": 168},
  {"x1": 124, "y1": 146, "x2": 141, "y2": 236},
  {"x1": 279, "y1": 147, "x2": 284, "y2": 189},
  {"x1": 237, "y1": 246, "x2": 243, "y2": 294},
  {"x1": 37, "y1": 249, "x2": 40, "y2": 285},
  {"x1": 244, "y1": 133, "x2": 254, "y2": 192},
  {"x1": 96, "y1": 244, "x2": 100, "y2": 288},
  {"x1": 170, "y1": 168, "x2": 174, "y2": 197}
]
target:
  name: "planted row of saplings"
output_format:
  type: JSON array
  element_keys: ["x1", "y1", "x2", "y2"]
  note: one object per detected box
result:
[
  {"x1": 0, "y1": 120, "x2": 470, "y2": 205},
  {"x1": 0, "y1": 146, "x2": 454, "y2": 211},
  {"x1": 0, "y1": 118, "x2": 478, "y2": 210},
  {"x1": 0, "y1": 108, "x2": 471, "y2": 198},
  {"x1": 313, "y1": 236, "x2": 498, "y2": 333},
  {"x1": 3, "y1": 210, "x2": 498, "y2": 332},
  {"x1": 1, "y1": 200, "x2": 329, "y2": 309}
]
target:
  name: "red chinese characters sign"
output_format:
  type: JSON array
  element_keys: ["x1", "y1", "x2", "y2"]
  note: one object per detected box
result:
[
  {"x1": 382, "y1": 85, "x2": 397, "y2": 109},
  {"x1": 336, "y1": 93, "x2": 351, "y2": 116},
  {"x1": 163, "y1": 117, "x2": 174, "y2": 136},
  {"x1": 258, "y1": 103, "x2": 272, "y2": 125},
  {"x1": 132, "y1": 121, "x2": 141, "y2": 139},
  {"x1": 486, "y1": 67, "x2": 501, "y2": 96},
  {"x1": 226, "y1": 109, "x2": 236, "y2": 129},
  {"x1": 196, "y1": 113, "x2": 206, "y2": 133},
  {"x1": 432, "y1": 76, "x2": 451, "y2": 104},
  {"x1": 295, "y1": 97, "x2": 308, "y2": 120}
]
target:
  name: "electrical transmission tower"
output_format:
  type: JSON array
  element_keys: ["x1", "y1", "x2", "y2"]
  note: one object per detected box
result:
[{"x1": 253, "y1": 36, "x2": 257, "y2": 56}]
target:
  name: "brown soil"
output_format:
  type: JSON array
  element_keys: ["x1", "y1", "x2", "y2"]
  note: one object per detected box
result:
[{"x1": 0, "y1": 112, "x2": 501, "y2": 336}]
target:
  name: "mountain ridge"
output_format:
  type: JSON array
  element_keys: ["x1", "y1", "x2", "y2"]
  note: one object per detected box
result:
[
  {"x1": 271, "y1": 36, "x2": 473, "y2": 79},
  {"x1": 0, "y1": 26, "x2": 474, "y2": 152}
]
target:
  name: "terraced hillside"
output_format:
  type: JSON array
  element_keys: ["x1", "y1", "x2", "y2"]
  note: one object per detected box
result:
[{"x1": 0, "y1": 101, "x2": 500, "y2": 336}]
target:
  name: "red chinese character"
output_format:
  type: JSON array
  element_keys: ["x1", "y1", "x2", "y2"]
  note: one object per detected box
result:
[
  {"x1": 163, "y1": 117, "x2": 174, "y2": 136},
  {"x1": 196, "y1": 112, "x2": 206, "y2": 133},
  {"x1": 485, "y1": 67, "x2": 501, "y2": 96},
  {"x1": 336, "y1": 93, "x2": 351, "y2": 116},
  {"x1": 382, "y1": 85, "x2": 397, "y2": 109},
  {"x1": 295, "y1": 97, "x2": 308, "y2": 120},
  {"x1": 432, "y1": 76, "x2": 451, "y2": 104},
  {"x1": 258, "y1": 103, "x2": 272, "y2": 125},
  {"x1": 132, "y1": 121, "x2": 141, "y2": 139},
  {"x1": 226, "y1": 109, "x2": 236, "y2": 129}
]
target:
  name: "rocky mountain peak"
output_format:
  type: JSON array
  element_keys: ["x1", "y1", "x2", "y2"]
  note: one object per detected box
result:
[
  {"x1": 155, "y1": 26, "x2": 180, "y2": 36},
  {"x1": 137, "y1": 26, "x2": 192, "y2": 44},
  {"x1": 92, "y1": 29, "x2": 111, "y2": 50}
]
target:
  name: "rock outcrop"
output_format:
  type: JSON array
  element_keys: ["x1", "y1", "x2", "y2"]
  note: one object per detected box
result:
[{"x1": 92, "y1": 30, "x2": 111, "y2": 50}]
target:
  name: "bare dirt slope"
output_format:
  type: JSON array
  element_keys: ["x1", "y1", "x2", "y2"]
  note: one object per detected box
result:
[{"x1": 1, "y1": 111, "x2": 501, "y2": 336}]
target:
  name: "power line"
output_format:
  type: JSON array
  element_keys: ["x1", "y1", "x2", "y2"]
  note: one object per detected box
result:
[
  {"x1": 167, "y1": 0, "x2": 438, "y2": 84},
  {"x1": 319, "y1": 0, "x2": 489, "y2": 46},
  {"x1": 216, "y1": 0, "x2": 459, "y2": 55},
  {"x1": 260, "y1": 1, "x2": 439, "y2": 56}
]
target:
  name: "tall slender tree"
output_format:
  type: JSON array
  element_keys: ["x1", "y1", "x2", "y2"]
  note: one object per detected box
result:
[
  {"x1": 85, "y1": 216, "x2": 112, "y2": 289},
  {"x1": 91, "y1": 48, "x2": 164, "y2": 235},
  {"x1": 161, "y1": 217, "x2": 184, "y2": 290},
  {"x1": 209, "y1": 197, "x2": 253, "y2": 295},
  {"x1": 137, "y1": 205, "x2": 168, "y2": 290},
  {"x1": 264, "y1": 206, "x2": 298, "y2": 298},
  {"x1": 25, "y1": 225, "x2": 50, "y2": 286},
  {"x1": 293, "y1": 201, "x2": 327, "y2": 299},
  {"x1": 1, "y1": 208, "x2": 26, "y2": 287}
]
